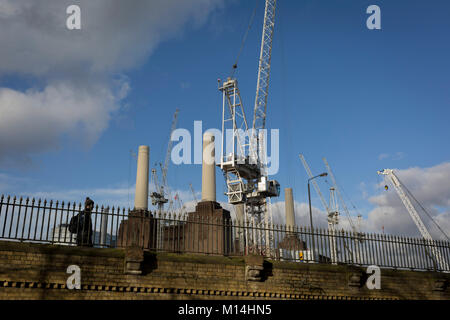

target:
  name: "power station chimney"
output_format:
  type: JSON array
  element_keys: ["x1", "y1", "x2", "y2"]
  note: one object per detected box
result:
[
  {"x1": 285, "y1": 188, "x2": 295, "y2": 232},
  {"x1": 134, "y1": 145, "x2": 149, "y2": 210},
  {"x1": 201, "y1": 132, "x2": 216, "y2": 202}
]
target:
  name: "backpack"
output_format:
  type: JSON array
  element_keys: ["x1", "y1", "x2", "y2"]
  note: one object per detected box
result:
[{"x1": 69, "y1": 213, "x2": 81, "y2": 233}]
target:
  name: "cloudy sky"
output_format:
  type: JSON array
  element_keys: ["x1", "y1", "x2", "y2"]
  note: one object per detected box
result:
[{"x1": 0, "y1": 0, "x2": 449, "y2": 240}]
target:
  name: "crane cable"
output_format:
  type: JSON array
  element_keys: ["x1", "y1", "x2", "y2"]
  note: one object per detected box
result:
[
  {"x1": 229, "y1": 0, "x2": 259, "y2": 78},
  {"x1": 338, "y1": 178, "x2": 363, "y2": 229},
  {"x1": 395, "y1": 175, "x2": 450, "y2": 242}
]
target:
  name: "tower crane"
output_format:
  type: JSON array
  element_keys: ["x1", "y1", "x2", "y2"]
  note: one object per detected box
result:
[
  {"x1": 150, "y1": 168, "x2": 168, "y2": 214},
  {"x1": 378, "y1": 169, "x2": 449, "y2": 271},
  {"x1": 299, "y1": 154, "x2": 330, "y2": 214},
  {"x1": 218, "y1": 0, "x2": 279, "y2": 255},
  {"x1": 323, "y1": 158, "x2": 361, "y2": 236},
  {"x1": 174, "y1": 193, "x2": 187, "y2": 216},
  {"x1": 299, "y1": 154, "x2": 338, "y2": 263},
  {"x1": 299, "y1": 154, "x2": 364, "y2": 264},
  {"x1": 323, "y1": 158, "x2": 363, "y2": 264},
  {"x1": 150, "y1": 109, "x2": 179, "y2": 214},
  {"x1": 189, "y1": 183, "x2": 198, "y2": 205},
  {"x1": 218, "y1": 0, "x2": 280, "y2": 255},
  {"x1": 328, "y1": 187, "x2": 339, "y2": 264}
]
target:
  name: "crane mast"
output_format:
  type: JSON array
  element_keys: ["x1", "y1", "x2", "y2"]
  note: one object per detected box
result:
[
  {"x1": 378, "y1": 169, "x2": 449, "y2": 271},
  {"x1": 328, "y1": 187, "x2": 339, "y2": 264},
  {"x1": 323, "y1": 158, "x2": 359, "y2": 235}
]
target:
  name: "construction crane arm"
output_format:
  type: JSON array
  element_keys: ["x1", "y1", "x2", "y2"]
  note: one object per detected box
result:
[
  {"x1": 378, "y1": 169, "x2": 433, "y2": 241},
  {"x1": 161, "y1": 109, "x2": 179, "y2": 190},
  {"x1": 252, "y1": 0, "x2": 276, "y2": 132},
  {"x1": 299, "y1": 154, "x2": 330, "y2": 214},
  {"x1": 189, "y1": 183, "x2": 198, "y2": 204},
  {"x1": 378, "y1": 169, "x2": 449, "y2": 270}
]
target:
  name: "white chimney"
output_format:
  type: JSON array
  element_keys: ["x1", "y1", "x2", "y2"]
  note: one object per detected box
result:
[
  {"x1": 285, "y1": 188, "x2": 295, "y2": 232},
  {"x1": 201, "y1": 132, "x2": 216, "y2": 202},
  {"x1": 134, "y1": 145, "x2": 149, "y2": 210}
]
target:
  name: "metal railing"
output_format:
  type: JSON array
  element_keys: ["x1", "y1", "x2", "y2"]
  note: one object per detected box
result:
[{"x1": 0, "y1": 194, "x2": 449, "y2": 272}]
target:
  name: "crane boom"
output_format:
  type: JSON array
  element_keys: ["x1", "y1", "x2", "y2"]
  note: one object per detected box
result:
[
  {"x1": 378, "y1": 169, "x2": 449, "y2": 271},
  {"x1": 252, "y1": 0, "x2": 276, "y2": 132},
  {"x1": 299, "y1": 154, "x2": 330, "y2": 214},
  {"x1": 189, "y1": 183, "x2": 198, "y2": 204},
  {"x1": 162, "y1": 109, "x2": 179, "y2": 189}
]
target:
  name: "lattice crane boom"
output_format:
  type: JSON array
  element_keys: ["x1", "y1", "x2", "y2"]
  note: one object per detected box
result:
[
  {"x1": 299, "y1": 154, "x2": 330, "y2": 214},
  {"x1": 252, "y1": 0, "x2": 276, "y2": 132},
  {"x1": 162, "y1": 109, "x2": 179, "y2": 189},
  {"x1": 189, "y1": 183, "x2": 198, "y2": 204},
  {"x1": 378, "y1": 169, "x2": 449, "y2": 270}
]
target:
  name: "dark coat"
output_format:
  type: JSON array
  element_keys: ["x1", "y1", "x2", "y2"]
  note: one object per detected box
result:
[{"x1": 73, "y1": 210, "x2": 93, "y2": 246}]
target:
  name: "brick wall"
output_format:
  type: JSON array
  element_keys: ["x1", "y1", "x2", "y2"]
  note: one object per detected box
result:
[{"x1": 0, "y1": 241, "x2": 448, "y2": 300}]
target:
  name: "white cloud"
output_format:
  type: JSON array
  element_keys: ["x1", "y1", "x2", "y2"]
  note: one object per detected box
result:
[
  {"x1": 0, "y1": 81, "x2": 127, "y2": 164},
  {"x1": 0, "y1": 0, "x2": 224, "y2": 164},
  {"x1": 0, "y1": 0, "x2": 224, "y2": 76}
]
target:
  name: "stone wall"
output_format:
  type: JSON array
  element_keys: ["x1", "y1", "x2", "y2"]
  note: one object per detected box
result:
[{"x1": 0, "y1": 241, "x2": 448, "y2": 300}]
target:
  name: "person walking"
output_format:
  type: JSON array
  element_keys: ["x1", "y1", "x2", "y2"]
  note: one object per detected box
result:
[{"x1": 70, "y1": 197, "x2": 94, "y2": 247}]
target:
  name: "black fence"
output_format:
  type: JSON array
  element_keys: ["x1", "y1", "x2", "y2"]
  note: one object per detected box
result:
[{"x1": 0, "y1": 194, "x2": 449, "y2": 272}]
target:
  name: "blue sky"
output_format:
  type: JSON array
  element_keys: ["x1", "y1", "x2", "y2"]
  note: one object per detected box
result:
[{"x1": 0, "y1": 0, "x2": 449, "y2": 237}]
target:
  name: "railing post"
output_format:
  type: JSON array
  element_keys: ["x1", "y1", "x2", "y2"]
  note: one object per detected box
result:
[
  {"x1": 2, "y1": 195, "x2": 11, "y2": 238},
  {"x1": 15, "y1": 197, "x2": 23, "y2": 240}
]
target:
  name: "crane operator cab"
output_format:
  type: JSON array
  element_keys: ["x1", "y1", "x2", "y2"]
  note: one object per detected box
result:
[{"x1": 257, "y1": 176, "x2": 280, "y2": 198}]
